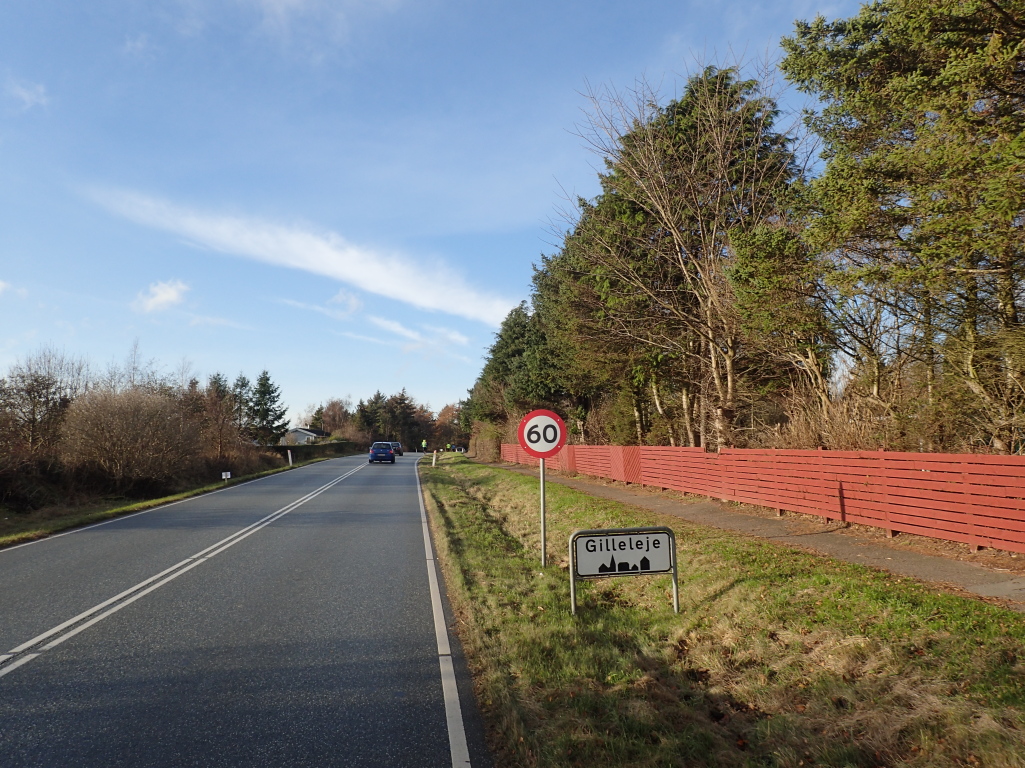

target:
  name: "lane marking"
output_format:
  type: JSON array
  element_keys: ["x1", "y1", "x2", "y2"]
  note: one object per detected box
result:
[
  {"x1": 0, "y1": 463, "x2": 366, "y2": 677},
  {"x1": 415, "y1": 458, "x2": 472, "y2": 768},
  {"x1": 0, "y1": 457, "x2": 359, "y2": 554},
  {"x1": 0, "y1": 653, "x2": 39, "y2": 679}
]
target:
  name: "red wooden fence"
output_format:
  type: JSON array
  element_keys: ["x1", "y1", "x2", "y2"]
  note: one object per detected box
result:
[{"x1": 500, "y1": 444, "x2": 1025, "y2": 555}]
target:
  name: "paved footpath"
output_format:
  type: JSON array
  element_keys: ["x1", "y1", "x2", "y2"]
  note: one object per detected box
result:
[
  {"x1": 499, "y1": 463, "x2": 1025, "y2": 611},
  {"x1": 0, "y1": 456, "x2": 491, "y2": 768}
]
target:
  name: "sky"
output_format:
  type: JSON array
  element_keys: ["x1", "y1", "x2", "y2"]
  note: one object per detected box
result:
[{"x1": 0, "y1": 0, "x2": 863, "y2": 422}]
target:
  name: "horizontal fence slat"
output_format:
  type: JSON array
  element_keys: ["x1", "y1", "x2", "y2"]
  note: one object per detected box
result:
[{"x1": 502, "y1": 443, "x2": 1025, "y2": 555}]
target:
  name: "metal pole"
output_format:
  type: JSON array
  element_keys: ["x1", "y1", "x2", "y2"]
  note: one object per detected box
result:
[
  {"x1": 540, "y1": 457, "x2": 547, "y2": 567},
  {"x1": 670, "y1": 530, "x2": 680, "y2": 614},
  {"x1": 569, "y1": 533, "x2": 577, "y2": 615}
]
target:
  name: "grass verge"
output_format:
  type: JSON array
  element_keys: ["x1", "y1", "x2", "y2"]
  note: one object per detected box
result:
[
  {"x1": 0, "y1": 456, "x2": 339, "y2": 549},
  {"x1": 420, "y1": 455, "x2": 1025, "y2": 768}
]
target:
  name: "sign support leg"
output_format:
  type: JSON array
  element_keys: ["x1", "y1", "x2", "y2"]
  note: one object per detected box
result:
[
  {"x1": 540, "y1": 457, "x2": 547, "y2": 567},
  {"x1": 671, "y1": 530, "x2": 680, "y2": 614},
  {"x1": 569, "y1": 534, "x2": 577, "y2": 615}
]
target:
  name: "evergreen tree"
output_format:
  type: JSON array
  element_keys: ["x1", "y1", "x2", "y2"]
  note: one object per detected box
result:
[
  {"x1": 250, "y1": 370, "x2": 288, "y2": 446},
  {"x1": 310, "y1": 405, "x2": 325, "y2": 432},
  {"x1": 231, "y1": 374, "x2": 253, "y2": 439}
]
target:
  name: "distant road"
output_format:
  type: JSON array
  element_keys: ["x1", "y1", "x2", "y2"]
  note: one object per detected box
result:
[{"x1": 0, "y1": 456, "x2": 488, "y2": 767}]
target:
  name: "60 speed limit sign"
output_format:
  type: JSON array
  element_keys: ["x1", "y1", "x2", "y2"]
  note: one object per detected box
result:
[{"x1": 517, "y1": 409, "x2": 567, "y2": 458}]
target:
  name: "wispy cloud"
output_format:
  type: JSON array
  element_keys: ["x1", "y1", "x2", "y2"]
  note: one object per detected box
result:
[
  {"x1": 280, "y1": 298, "x2": 357, "y2": 321},
  {"x1": 133, "y1": 279, "x2": 190, "y2": 312},
  {"x1": 423, "y1": 325, "x2": 469, "y2": 346},
  {"x1": 94, "y1": 189, "x2": 515, "y2": 325},
  {"x1": 365, "y1": 316, "x2": 473, "y2": 362},
  {"x1": 328, "y1": 289, "x2": 362, "y2": 316},
  {"x1": 169, "y1": 0, "x2": 402, "y2": 49},
  {"x1": 122, "y1": 33, "x2": 151, "y2": 56},
  {"x1": 6, "y1": 78, "x2": 48, "y2": 111},
  {"x1": 281, "y1": 289, "x2": 364, "y2": 321},
  {"x1": 0, "y1": 281, "x2": 28, "y2": 299},
  {"x1": 369, "y1": 316, "x2": 421, "y2": 341},
  {"x1": 337, "y1": 330, "x2": 391, "y2": 346}
]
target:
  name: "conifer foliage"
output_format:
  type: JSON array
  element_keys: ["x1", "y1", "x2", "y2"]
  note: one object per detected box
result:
[{"x1": 465, "y1": 0, "x2": 1025, "y2": 456}]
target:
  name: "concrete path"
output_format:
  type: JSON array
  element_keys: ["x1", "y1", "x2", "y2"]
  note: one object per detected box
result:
[{"x1": 499, "y1": 464, "x2": 1025, "y2": 612}]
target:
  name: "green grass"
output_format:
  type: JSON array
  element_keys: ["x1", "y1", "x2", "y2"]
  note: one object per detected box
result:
[
  {"x1": 0, "y1": 456, "x2": 335, "y2": 549},
  {"x1": 420, "y1": 455, "x2": 1025, "y2": 768}
]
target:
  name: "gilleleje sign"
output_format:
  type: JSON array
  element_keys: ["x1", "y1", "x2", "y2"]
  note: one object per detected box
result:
[
  {"x1": 574, "y1": 530, "x2": 673, "y2": 577},
  {"x1": 568, "y1": 526, "x2": 679, "y2": 615}
]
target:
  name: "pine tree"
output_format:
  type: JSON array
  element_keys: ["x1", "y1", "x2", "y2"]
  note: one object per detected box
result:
[
  {"x1": 231, "y1": 374, "x2": 253, "y2": 439},
  {"x1": 310, "y1": 405, "x2": 325, "y2": 432},
  {"x1": 250, "y1": 371, "x2": 288, "y2": 446}
]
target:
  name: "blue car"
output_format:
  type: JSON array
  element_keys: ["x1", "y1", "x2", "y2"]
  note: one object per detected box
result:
[{"x1": 369, "y1": 442, "x2": 395, "y2": 463}]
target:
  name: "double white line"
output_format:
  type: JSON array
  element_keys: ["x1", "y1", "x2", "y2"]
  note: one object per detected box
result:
[{"x1": 0, "y1": 464, "x2": 365, "y2": 680}]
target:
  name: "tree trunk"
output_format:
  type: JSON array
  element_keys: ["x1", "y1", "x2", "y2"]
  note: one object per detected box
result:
[{"x1": 650, "y1": 377, "x2": 675, "y2": 446}]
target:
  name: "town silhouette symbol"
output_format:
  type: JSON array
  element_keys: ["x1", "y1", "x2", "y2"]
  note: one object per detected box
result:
[{"x1": 598, "y1": 556, "x2": 651, "y2": 573}]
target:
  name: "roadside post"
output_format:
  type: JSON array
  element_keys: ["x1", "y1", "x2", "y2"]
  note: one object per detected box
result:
[
  {"x1": 517, "y1": 409, "x2": 567, "y2": 567},
  {"x1": 221, "y1": 471, "x2": 231, "y2": 484},
  {"x1": 569, "y1": 527, "x2": 679, "y2": 615}
]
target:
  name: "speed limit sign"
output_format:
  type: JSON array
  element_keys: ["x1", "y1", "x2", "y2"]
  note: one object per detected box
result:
[{"x1": 517, "y1": 409, "x2": 567, "y2": 459}]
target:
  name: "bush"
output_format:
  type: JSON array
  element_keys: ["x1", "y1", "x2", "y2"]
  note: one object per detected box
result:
[{"x1": 62, "y1": 388, "x2": 202, "y2": 491}]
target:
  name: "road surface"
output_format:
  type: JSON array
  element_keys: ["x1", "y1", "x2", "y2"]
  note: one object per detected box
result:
[{"x1": 0, "y1": 455, "x2": 489, "y2": 767}]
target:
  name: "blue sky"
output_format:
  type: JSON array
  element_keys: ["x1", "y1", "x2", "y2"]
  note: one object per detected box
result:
[{"x1": 0, "y1": 0, "x2": 861, "y2": 422}]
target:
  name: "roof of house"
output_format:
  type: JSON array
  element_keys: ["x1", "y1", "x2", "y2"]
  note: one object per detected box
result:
[{"x1": 288, "y1": 427, "x2": 330, "y2": 437}]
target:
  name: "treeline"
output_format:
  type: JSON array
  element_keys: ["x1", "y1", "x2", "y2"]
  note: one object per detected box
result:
[
  {"x1": 464, "y1": 0, "x2": 1025, "y2": 458},
  {"x1": 297, "y1": 392, "x2": 467, "y2": 452},
  {"x1": 0, "y1": 345, "x2": 294, "y2": 509}
]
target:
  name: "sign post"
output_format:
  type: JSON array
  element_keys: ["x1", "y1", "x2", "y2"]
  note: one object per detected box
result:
[
  {"x1": 517, "y1": 409, "x2": 567, "y2": 567},
  {"x1": 569, "y1": 526, "x2": 679, "y2": 615}
]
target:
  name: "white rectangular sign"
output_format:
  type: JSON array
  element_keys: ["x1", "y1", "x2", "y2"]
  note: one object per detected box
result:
[
  {"x1": 574, "y1": 530, "x2": 673, "y2": 577},
  {"x1": 221, "y1": 472, "x2": 231, "y2": 480}
]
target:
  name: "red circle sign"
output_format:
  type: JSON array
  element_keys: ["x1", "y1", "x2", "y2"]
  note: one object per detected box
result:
[{"x1": 517, "y1": 409, "x2": 567, "y2": 458}]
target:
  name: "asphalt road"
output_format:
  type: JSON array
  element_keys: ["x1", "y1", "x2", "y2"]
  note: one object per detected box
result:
[{"x1": 0, "y1": 455, "x2": 489, "y2": 767}]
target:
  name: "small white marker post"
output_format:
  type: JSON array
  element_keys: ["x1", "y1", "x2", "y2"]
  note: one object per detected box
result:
[
  {"x1": 432, "y1": 450, "x2": 437, "y2": 467},
  {"x1": 517, "y1": 409, "x2": 567, "y2": 568},
  {"x1": 287, "y1": 450, "x2": 293, "y2": 467}
]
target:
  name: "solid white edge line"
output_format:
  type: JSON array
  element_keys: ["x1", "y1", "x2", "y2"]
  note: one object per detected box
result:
[
  {"x1": 0, "y1": 456, "x2": 356, "y2": 554},
  {"x1": 439, "y1": 656, "x2": 472, "y2": 768},
  {"x1": 1, "y1": 462, "x2": 366, "y2": 670},
  {"x1": 415, "y1": 457, "x2": 472, "y2": 768}
]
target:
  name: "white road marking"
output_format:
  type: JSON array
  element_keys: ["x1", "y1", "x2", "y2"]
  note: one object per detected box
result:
[
  {"x1": 0, "y1": 460, "x2": 339, "y2": 554},
  {"x1": 415, "y1": 458, "x2": 472, "y2": 768},
  {"x1": 0, "y1": 462, "x2": 365, "y2": 676},
  {"x1": 0, "y1": 653, "x2": 39, "y2": 679}
]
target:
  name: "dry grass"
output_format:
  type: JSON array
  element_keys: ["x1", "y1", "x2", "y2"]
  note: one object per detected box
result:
[{"x1": 422, "y1": 455, "x2": 1025, "y2": 768}]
